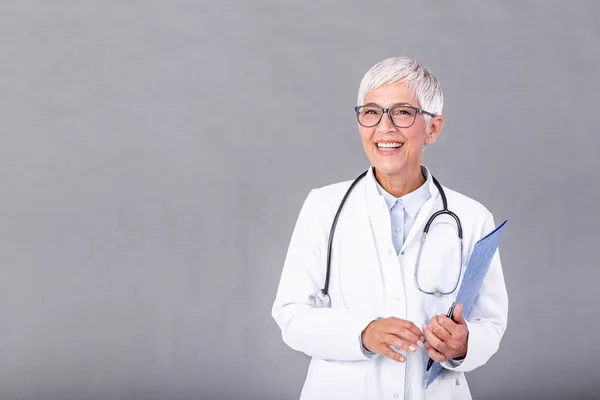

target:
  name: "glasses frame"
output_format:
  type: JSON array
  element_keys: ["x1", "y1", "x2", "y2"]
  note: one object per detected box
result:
[{"x1": 354, "y1": 104, "x2": 437, "y2": 128}]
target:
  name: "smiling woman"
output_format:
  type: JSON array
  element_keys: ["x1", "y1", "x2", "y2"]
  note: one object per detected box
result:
[
  {"x1": 357, "y1": 83, "x2": 443, "y2": 196},
  {"x1": 355, "y1": 58, "x2": 445, "y2": 198},
  {"x1": 271, "y1": 56, "x2": 508, "y2": 400}
]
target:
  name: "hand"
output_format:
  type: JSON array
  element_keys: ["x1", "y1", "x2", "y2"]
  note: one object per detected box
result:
[
  {"x1": 361, "y1": 317, "x2": 425, "y2": 363},
  {"x1": 423, "y1": 304, "x2": 469, "y2": 363}
]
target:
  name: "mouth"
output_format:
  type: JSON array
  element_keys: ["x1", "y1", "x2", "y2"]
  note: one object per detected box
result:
[{"x1": 375, "y1": 141, "x2": 404, "y2": 154}]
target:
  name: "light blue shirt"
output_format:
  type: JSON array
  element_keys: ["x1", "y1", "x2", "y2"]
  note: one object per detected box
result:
[{"x1": 375, "y1": 167, "x2": 432, "y2": 255}]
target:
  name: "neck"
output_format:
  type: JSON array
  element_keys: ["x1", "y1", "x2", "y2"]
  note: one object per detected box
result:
[{"x1": 374, "y1": 165, "x2": 426, "y2": 198}]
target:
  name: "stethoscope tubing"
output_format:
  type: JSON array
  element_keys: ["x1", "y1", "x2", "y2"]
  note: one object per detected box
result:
[{"x1": 320, "y1": 170, "x2": 463, "y2": 301}]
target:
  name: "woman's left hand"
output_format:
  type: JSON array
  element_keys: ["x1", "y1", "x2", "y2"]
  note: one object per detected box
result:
[{"x1": 422, "y1": 303, "x2": 469, "y2": 362}]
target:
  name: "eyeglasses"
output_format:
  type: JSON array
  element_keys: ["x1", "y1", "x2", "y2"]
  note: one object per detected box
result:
[{"x1": 354, "y1": 105, "x2": 436, "y2": 128}]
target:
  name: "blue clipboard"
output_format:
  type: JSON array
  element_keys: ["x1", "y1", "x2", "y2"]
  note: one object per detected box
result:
[{"x1": 426, "y1": 219, "x2": 508, "y2": 388}]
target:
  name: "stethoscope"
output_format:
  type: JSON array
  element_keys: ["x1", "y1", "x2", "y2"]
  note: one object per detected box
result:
[{"x1": 313, "y1": 170, "x2": 464, "y2": 308}]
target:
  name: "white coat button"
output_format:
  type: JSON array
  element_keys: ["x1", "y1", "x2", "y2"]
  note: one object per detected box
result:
[
  {"x1": 400, "y1": 250, "x2": 405, "y2": 255},
  {"x1": 388, "y1": 250, "x2": 393, "y2": 255},
  {"x1": 394, "y1": 393, "x2": 399, "y2": 398}
]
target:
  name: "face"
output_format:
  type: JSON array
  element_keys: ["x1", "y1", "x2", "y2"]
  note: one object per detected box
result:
[{"x1": 358, "y1": 83, "x2": 444, "y2": 178}]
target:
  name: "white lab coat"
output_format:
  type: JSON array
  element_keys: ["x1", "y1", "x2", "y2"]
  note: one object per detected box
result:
[{"x1": 272, "y1": 166, "x2": 508, "y2": 400}]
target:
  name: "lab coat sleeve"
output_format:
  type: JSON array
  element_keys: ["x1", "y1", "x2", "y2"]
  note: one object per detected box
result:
[
  {"x1": 271, "y1": 189, "x2": 380, "y2": 362},
  {"x1": 441, "y1": 211, "x2": 509, "y2": 372}
]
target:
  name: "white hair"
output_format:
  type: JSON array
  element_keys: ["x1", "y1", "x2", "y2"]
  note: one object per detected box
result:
[{"x1": 357, "y1": 57, "x2": 444, "y2": 122}]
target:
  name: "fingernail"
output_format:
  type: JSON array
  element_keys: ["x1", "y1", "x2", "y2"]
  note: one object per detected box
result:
[
  {"x1": 409, "y1": 345, "x2": 417, "y2": 352},
  {"x1": 399, "y1": 356, "x2": 405, "y2": 362},
  {"x1": 417, "y1": 341, "x2": 424, "y2": 347},
  {"x1": 422, "y1": 324, "x2": 427, "y2": 331}
]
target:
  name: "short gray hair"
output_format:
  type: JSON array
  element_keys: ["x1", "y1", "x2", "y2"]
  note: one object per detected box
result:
[{"x1": 357, "y1": 57, "x2": 444, "y2": 121}]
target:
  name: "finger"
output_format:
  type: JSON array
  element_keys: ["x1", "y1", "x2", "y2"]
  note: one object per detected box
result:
[
  {"x1": 423, "y1": 323, "x2": 448, "y2": 355},
  {"x1": 380, "y1": 344, "x2": 406, "y2": 363},
  {"x1": 452, "y1": 304, "x2": 467, "y2": 325},
  {"x1": 439, "y1": 315, "x2": 470, "y2": 342},
  {"x1": 431, "y1": 316, "x2": 452, "y2": 341},
  {"x1": 384, "y1": 334, "x2": 418, "y2": 353},
  {"x1": 402, "y1": 320, "x2": 426, "y2": 343},
  {"x1": 425, "y1": 342, "x2": 446, "y2": 362},
  {"x1": 436, "y1": 315, "x2": 460, "y2": 336},
  {"x1": 388, "y1": 319, "x2": 425, "y2": 345}
]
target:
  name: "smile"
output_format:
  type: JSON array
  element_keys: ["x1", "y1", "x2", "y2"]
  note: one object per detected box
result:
[
  {"x1": 376, "y1": 142, "x2": 403, "y2": 149},
  {"x1": 375, "y1": 141, "x2": 404, "y2": 154}
]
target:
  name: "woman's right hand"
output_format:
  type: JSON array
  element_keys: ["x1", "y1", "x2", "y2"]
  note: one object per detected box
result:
[{"x1": 361, "y1": 317, "x2": 425, "y2": 362}]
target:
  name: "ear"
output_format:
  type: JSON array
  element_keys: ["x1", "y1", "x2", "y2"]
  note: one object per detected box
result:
[{"x1": 425, "y1": 115, "x2": 444, "y2": 145}]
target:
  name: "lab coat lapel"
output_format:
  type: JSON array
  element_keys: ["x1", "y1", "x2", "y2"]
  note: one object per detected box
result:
[
  {"x1": 364, "y1": 166, "x2": 393, "y2": 250},
  {"x1": 399, "y1": 176, "x2": 443, "y2": 322},
  {"x1": 362, "y1": 167, "x2": 409, "y2": 315},
  {"x1": 334, "y1": 173, "x2": 385, "y2": 313}
]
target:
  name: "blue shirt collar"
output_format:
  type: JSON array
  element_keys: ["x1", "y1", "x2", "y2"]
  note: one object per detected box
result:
[{"x1": 374, "y1": 166, "x2": 432, "y2": 217}]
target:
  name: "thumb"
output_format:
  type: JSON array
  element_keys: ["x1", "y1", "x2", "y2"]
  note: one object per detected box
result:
[{"x1": 452, "y1": 304, "x2": 467, "y2": 325}]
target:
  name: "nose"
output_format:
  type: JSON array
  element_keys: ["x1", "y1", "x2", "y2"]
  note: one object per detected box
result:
[{"x1": 375, "y1": 110, "x2": 397, "y2": 134}]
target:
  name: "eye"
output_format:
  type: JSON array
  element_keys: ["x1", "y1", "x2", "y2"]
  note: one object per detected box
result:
[
  {"x1": 393, "y1": 107, "x2": 414, "y2": 116},
  {"x1": 361, "y1": 107, "x2": 381, "y2": 116}
]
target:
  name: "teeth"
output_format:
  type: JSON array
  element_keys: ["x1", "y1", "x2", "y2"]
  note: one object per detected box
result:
[{"x1": 377, "y1": 143, "x2": 402, "y2": 149}]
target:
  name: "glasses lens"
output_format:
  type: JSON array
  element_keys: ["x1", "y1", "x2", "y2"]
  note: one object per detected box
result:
[
  {"x1": 390, "y1": 106, "x2": 416, "y2": 127},
  {"x1": 357, "y1": 106, "x2": 382, "y2": 127}
]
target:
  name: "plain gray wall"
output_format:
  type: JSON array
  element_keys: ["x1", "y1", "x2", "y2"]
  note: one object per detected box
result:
[{"x1": 1, "y1": 1, "x2": 599, "y2": 399}]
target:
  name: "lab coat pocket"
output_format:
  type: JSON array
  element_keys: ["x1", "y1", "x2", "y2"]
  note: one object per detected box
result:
[
  {"x1": 437, "y1": 368, "x2": 460, "y2": 381},
  {"x1": 427, "y1": 371, "x2": 471, "y2": 400},
  {"x1": 300, "y1": 358, "x2": 366, "y2": 400}
]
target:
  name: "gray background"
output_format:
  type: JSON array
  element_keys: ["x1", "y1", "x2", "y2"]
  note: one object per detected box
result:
[{"x1": 0, "y1": 1, "x2": 598, "y2": 399}]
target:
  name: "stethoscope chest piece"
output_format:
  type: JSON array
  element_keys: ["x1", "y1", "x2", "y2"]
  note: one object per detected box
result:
[{"x1": 313, "y1": 289, "x2": 331, "y2": 308}]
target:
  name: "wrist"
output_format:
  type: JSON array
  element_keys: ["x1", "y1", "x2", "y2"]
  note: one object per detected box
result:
[{"x1": 361, "y1": 318, "x2": 381, "y2": 353}]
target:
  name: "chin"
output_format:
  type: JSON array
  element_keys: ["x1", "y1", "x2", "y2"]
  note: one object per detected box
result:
[{"x1": 372, "y1": 160, "x2": 407, "y2": 176}]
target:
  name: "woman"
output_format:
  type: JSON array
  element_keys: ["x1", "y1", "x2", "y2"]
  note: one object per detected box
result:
[{"x1": 271, "y1": 56, "x2": 508, "y2": 400}]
